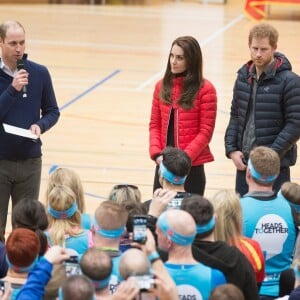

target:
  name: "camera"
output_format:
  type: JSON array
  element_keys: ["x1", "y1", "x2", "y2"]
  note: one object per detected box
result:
[
  {"x1": 64, "y1": 256, "x2": 81, "y2": 276},
  {"x1": 133, "y1": 215, "x2": 147, "y2": 244},
  {"x1": 132, "y1": 274, "x2": 155, "y2": 291}
]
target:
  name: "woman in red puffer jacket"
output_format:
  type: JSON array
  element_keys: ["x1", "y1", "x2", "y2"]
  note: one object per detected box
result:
[{"x1": 149, "y1": 35, "x2": 217, "y2": 195}]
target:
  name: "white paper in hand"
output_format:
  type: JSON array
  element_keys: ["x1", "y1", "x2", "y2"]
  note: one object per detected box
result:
[{"x1": 3, "y1": 123, "x2": 38, "y2": 139}]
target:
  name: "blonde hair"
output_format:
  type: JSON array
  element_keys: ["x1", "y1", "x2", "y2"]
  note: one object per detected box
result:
[
  {"x1": 108, "y1": 184, "x2": 141, "y2": 205},
  {"x1": 210, "y1": 189, "x2": 242, "y2": 247},
  {"x1": 46, "y1": 167, "x2": 85, "y2": 212},
  {"x1": 47, "y1": 185, "x2": 81, "y2": 246}
]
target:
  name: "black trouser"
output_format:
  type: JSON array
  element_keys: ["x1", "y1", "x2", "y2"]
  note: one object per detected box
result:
[
  {"x1": 0, "y1": 158, "x2": 42, "y2": 242},
  {"x1": 153, "y1": 164, "x2": 205, "y2": 195},
  {"x1": 235, "y1": 166, "x2": 291, "y2": 197}
]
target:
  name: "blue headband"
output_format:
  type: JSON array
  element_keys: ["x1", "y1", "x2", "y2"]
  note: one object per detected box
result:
[
  {"x1": 59, "y1": 288, "x2": 95, "y2": 300},
  {"x1": 92, "y1": 277, "x2": 110, "y2": 291},
  {"x1": 48, "y1": 201, "x2": 78, "y2": 219},
  {"x1": 94, "y1": 219, "x2": 125, "y2": 239},
  {"x1": 248, "y1": 159, "x2": 278, "y2": 183},
  {"x1": 159, "y1": 162, "x2": 187, "y2": 185},
  {"x1": 6, "y1": 255, "x2": 38, "y2": 273},
  {"x1": 49, "y1": 164, "x2": 60, "y2": 175},
  {"x1": 196, "y1": 216, "x2": 215, "y2": 234},
  {"x1": 157, "y1": 212, "x2": 196, "y2": 246}
]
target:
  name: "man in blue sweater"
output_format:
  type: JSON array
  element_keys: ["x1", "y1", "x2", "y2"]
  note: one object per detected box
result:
[{"x1": 0, "y1": 20, "x2": 60, "y2": 242}]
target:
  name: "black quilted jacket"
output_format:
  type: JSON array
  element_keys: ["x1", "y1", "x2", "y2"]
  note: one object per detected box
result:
[{"x1": 225, "y1": 52, "x2": 300, "y2": 167}]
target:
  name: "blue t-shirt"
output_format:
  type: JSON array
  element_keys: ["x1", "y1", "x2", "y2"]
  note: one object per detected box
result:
[
  {"x1": 241, "y1": 193, "x2": 297, "y2": 297},
  {"x1": 107, "y1": 255, "x2": 122, "y2": 294},
  {"x1": 81, "y1": 213, "x2": 92, "y2": 230},
  {"x1": 45, "y1": 230, "x2": 89, "y2": 255},
  {"x1": 165, "y1": 262, "x2": 226, "y2": 300}
]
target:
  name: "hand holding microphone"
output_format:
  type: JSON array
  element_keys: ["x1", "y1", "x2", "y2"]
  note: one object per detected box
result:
[{"x1": 16, "y1": 59, "x2": 28, "y2": 98}]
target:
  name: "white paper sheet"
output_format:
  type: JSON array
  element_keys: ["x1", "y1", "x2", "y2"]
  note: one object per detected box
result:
[{"x1": 3, "y1": 123, "x2": 38, "y2": 139}]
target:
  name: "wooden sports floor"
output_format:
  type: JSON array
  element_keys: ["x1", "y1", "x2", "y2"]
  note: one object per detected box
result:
[{"x1": 1, "y1": 0, "x2": 300, "y2": 223}]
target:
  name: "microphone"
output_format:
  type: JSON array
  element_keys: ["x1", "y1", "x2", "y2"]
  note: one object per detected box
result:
[{"x1": 16, "y1": 59, "x2": 27, "y2": 98}]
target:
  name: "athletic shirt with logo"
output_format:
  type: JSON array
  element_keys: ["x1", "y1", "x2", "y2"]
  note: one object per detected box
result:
[
  {"x1": 164, "y1": 262, "x2": 226, "y2": 300},
  {"x1": 102, "y1": 249, "x2": 122, "y2": 295},
  {"x1": 241, "y1": 194, "x2": 297, "y2": 297}
]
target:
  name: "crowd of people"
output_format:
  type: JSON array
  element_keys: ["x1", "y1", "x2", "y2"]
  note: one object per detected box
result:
[
  {"x1": 1, "y1": 16, "x2": 300, "y2": 300},
  {"x1": 0, "y1": 144, "x2": 299, "y2": 300}
]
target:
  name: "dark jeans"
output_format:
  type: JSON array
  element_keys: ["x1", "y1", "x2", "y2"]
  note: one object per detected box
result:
[
  {"x1": 153, "y1": 164, "x2": 206, "y2": 195},
  {"x1": 0, "y1": 158, "x2": 42, "y2": 242},
  {"x1": 236, "y1": 166, "x2": 291, "y2": 197}
]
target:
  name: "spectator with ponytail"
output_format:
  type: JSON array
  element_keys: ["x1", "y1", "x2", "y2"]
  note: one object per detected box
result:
[
  {"x1": 46, "y1": 166, "x2": 92, "y2": 230},
  {"x1": 46, "y1": 185, "x2": 91, "y2": 254}
]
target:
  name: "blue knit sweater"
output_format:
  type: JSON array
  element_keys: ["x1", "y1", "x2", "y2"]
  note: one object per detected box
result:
[
  {"x1": 0, "y1": 55, "x2": 60, "y2": 160},
  {"x1": 15, "y1": 257, "x2": 53, "y2": 300}
]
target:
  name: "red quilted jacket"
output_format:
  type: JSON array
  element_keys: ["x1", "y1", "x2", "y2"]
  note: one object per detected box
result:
[{"x1": 149, "y1": 76, "x2": 217, "y2": 166}]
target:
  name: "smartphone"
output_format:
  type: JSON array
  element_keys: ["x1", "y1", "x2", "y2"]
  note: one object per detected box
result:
[
  {"x1": 120, "y1": 232, "x2": 133, "y2": 252},
  {"x1": 167, "y1": 197, "x2": 183, "y2": 209},
  {"x1": 133, "y1": 215, "x2": 147, "y2": 244},
  {"x1": 131, "y1": 274, "x2": 155, "y2": 291},
  {"x1": 167, "y1": 193, "x2": 185, "y2": 210},
  {"x1": 64, "y1": 256, "x2": 81, "y2": 276}
]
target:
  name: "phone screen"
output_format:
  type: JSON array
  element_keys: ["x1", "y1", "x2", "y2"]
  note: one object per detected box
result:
[
  {"x1": 167, "y1": 197, "x2": 183, "y2": 209},
  {"x1": 64, "y1": 256, "x2": 81, "y2": 276},
  {"x1": 133, "y1": 215, "x2": 147, "y2": 244}
]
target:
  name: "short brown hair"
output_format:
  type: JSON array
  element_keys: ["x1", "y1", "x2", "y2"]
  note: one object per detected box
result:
[
  {"x1": 249, "y1": 146, "x2": 280, "y2": 186},
  {"x1": 61, "y1": 275, "x2": 94, "y2": 300},
  {"x1": 248, "y1": 23, "x2": 278, "y2": 48},
  {"x1": 95, "y1": 201, "x2": 128, "y2": 230},
  {"x1": 281, "y1": 181, "x2": 300, "y2": 205},
  {"x1": 80, "y1": 247, "x2": 112, "y2": 281},
  {"x1": 209, "y1": 283, "x2": 245, "y2": 300}
]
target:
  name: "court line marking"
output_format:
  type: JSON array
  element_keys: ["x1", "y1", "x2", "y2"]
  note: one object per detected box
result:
[{"x1": 59, "y1": 69, "x2": 121, "y2": 111}]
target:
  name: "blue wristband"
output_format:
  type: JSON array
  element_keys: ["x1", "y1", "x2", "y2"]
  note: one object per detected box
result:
[{"x1": 148, "y1": 251, "x2": 160, "y2": 263}]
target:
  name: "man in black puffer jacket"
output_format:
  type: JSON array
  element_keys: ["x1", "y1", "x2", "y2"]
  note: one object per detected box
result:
[{"x1": 225, "y1": 22, "x2": 300, "y2": 196}]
